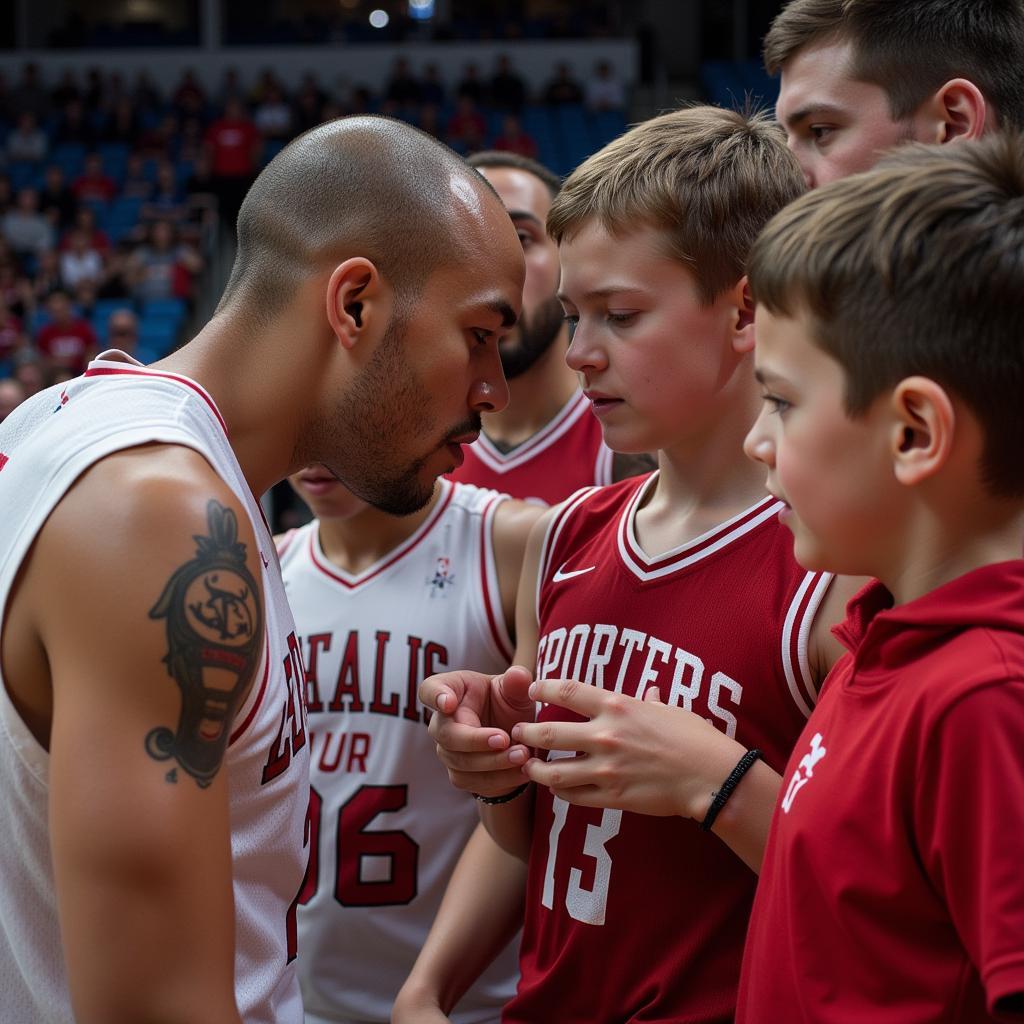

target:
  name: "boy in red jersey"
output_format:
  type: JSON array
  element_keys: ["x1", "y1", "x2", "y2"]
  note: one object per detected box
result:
[
  {"x1": 402, "y1": 107, "x2": 857, "y2": 1023},
  {"x1": 736, "y1": 135, "x2": 1024, "y2": 1022}
]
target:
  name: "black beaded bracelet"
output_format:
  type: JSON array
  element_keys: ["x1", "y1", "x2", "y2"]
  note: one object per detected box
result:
[
  {"x1": 699, "y1": 749, "x2": 763, "y2": 832},
  {"x1": 473, "y1": 782, "x2": 531, "y2": 805}
]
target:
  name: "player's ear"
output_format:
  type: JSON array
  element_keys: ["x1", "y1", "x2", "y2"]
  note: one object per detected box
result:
[
  {"x1": 730, "y1": 276, "x2": 756, "y2": 355},
  {"x1": 924, "y1": 78, "x2": 988, "y2": 144},
  {"x1": 889, "y1": 376, "x2": 955, "y2": 487},
  {"x1": 325, "y1": 257, "x2": 386, "y2": 350}
]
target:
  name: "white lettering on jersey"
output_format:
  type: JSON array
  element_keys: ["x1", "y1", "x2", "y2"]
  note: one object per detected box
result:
[
  {"x1": 781, "y1": 732, "x2": 827, "y2": 814},
  {"x1": 536, "y1": 624, "x2": 743, "y2": 736}
]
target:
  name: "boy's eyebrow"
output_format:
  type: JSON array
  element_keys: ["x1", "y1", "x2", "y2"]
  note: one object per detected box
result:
[
  {"x1": 754, "y1": 367, "x2": 788, "y2": 386},
  {"x1": 780, "y1": 103, "x2": 847, "y2": 130},
  {"x1": 556, "y1": 285, "x2": 645, "y2": 303}
]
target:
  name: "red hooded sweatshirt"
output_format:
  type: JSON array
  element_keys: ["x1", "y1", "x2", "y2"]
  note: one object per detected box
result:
[{"x1": 738, "y1": 561, "x2": 1024, "y2": 1023}]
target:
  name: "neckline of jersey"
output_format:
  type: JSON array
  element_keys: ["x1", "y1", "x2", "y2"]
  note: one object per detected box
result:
[{"x1": 473, "y1": 388, "x2": 589, "y2": 470}]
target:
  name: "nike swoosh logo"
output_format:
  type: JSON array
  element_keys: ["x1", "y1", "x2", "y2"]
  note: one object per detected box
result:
[{"x1": 551, "y1": 562, "x2": 597, "y2": 583}]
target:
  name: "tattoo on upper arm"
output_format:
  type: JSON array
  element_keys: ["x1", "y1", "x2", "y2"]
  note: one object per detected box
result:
[{"x1": 146, "y1": 499, "x2": 264, "y2": 787}]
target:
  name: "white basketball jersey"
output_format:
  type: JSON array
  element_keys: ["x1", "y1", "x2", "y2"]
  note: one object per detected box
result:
[
  {"x1": 0, "y1": 352, "x2": 309, "y2": 1024},
  {"x1": 279, "y1": 479, "x2": 519, "y2": 1024}
]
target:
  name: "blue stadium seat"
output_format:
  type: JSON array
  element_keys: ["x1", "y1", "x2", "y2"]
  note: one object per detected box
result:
[{"x1": 141, "y1": 297, "x2": 188, "y2": 326}]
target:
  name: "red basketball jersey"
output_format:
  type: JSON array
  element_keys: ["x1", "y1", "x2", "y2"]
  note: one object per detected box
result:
[
  {"x1": 448, "y1": 389, "x2": 613, "y2": 505},
  {"x1": 505, "y1": 474, "x2": 832, "y2": 1024}
]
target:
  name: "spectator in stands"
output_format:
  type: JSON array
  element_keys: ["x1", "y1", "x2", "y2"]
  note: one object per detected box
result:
[
  {"x1": 2, "y1": 188, "x2": 55, "y2": 261},
  {"x1": 30, "y1": 247, "x2": 62, "y2": 304},
  {"x1": 6, "y1": 112, "x2": 49, "y2": 164},
  {"x1": 0, "y1": 376, "x2": 25, "y2": 421},
  {"x1": 219, "y1": 67, "x2": 245, "y2": 109},
  {"x1": 493, "y1": 114, "x2": 538, "y2": 158},
  {"x1": 72, "y1": 153, "x2": 118, "y2": 205},
  {"x1": 419, "y1": 64, "x2": 446, "y2": 108},
  {"x1": 54, "y1": 97, "x2": 96, "y2": 148},
  {"x1": 127, "y1": 219, "x2": 202, "y2": 305},
  {"x1": 294, "y1": 84, "x2": 325, "y2": 133},
  {"x1": 418, "y1": 104, "x2": 443, "y2": 139},
  {"x1": 446, "y1": 95, "x2": 487, "y2": 153},
  {"x1": 386, "y1": 58, "x2": 421, "y2": 107},
  {"x1": 59, "y1": 225, "x2": 106, "y2": 294},
  {"x1": 0, "y1": 176, "x2": 13, "y2": 220},
  {"x1": 490, "y1": 55, "x2": 527, "y2": 112},
  {"x1": 35, "y1": 288, "x2": 97, "y2": 377},
  {"x1": 12, "y1": 349, "x2": 45, "y2": 396},
  {"x1": 178, "y1": 114, "x2": 207, "y2": 163},
  {"x1": 456, "y1": 63, "x2": 485, "y2": 103},
  {"x1": 50, "y1": 69, "x2": 80, "y2": 110},
  {"x1": 0, "y1": 295, "x2": 25, "y2": 373},
  {"x1": 120, "y1": 153, "x2": 155, "y2": 201},
  {"x1": 82, "y1": 68, "x2": 105, "y2": 111},
  {"x1": 106, "y1": 307, "x2": 139, "y2": 358},
  {"x1": 253, "y1": 84, "x2": 294, "y2": 141},
  {"x1": 171, "y1": 68, "x2": 207, "y2": 119},
  {"x1": 138, "y1": 112, "x2": 180, "y2": 160},
  {"x1": 131, "y1": 70, "x2": 162, "y2": 118},
  {"x1": 100, "y1": 97, "x2": 141, "y2": 146},
  {"x1": 543, "y1": 62, "x2": 585, "y2": 104},
  {"x1": 39, "y1": 165, "x2": 77, "y2": 231},
  {"x1": 10, "y1": 63, "x2": 49, "y2": 122},
  {"x1": 63, "y1": 205, "x2": 111, "y2": 257},
  {"x1": 0, "y1": 256, "x2": 32, "y2": 321},
  {"x1": 204, "y1": 97, "x2": 261, "y2": 229},
  {"x1": 142, "y1": 161, "x2": 188, "y2": 225},
  {"x1": 586, "y1": 59, "x2": 626, "y2": 111}
]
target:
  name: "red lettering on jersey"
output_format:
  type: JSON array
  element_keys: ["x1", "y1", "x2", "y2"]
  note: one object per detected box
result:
[
  {"x1": 261, "y1": 631, "x2": 308, "y2": 784},
  {"x1": 328, "y1": 631, "x2": 365, "y2": 712},
  {"x1": 310, "y1": 730, "x2": 373, "y2": 773},
  {"x1": 368, "y1": 629, "x2": 399, "y2": 716},
  {"x1": 0, "y1": 453, "x2": 8, "y2": 472},
  {"x1": 404, "y1": 636, "x2": 423, "y2": 722},
  {"x1": 304, "y1": 632, "x2": 331, "y2": 712}
]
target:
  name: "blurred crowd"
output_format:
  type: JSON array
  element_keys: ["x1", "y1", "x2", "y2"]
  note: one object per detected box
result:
[{"x1": 0, "y1": 55, "x2": 627, "y2": 420}]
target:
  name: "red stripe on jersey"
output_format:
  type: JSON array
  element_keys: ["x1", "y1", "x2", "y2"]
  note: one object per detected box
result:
[
  {"x1": 0, "y1": 453, "x2": 8, "y2": 472},
  {"x1": 82, "y1": 365, "x2": 229, "y2": 437},
  {"x1": 479, "y1": 494, "x2": 513, "y2": 663},
  {"x1": 275, "y1": 529, "x2": 298, "y2": 558},
  {"x1": 308, "y1": 481, "x2": 455, "y2": 590},
  {"x1": 230, "y1": 636, "x2": 271, "y2": 744},
  {"x1": 536, "y1": 487, "x2": 599, "y2": 611}
]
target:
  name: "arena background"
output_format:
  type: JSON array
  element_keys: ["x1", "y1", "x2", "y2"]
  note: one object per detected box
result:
[{"x1": 0, "y1": 0, "x2": 788, "y2": 525}]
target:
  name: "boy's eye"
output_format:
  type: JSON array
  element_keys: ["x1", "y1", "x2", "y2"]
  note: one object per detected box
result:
[
  {"x1": 562, "y1": 314, "x2": 579, "y2": 328},
  {"x1": 763, "y1": 393, "x2": 791, "y2": 415},
  {"x1": 606, "y1": 311, "x2": 637, "y2": 326},
  {"x1": 809, "y1": 125, "x2": 835, "y2": 143}
]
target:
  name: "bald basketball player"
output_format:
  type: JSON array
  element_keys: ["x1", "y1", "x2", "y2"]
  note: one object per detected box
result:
[{"x1": 0, "y1": 117, "x2": 523, "y2": 1024}]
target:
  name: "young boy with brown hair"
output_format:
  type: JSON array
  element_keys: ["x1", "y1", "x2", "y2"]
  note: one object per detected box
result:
[
  {"x1": 406, "y1": 106, "x2": 854, "y2": 1023},
  {"x1": 765, "y1": 0, "x2": 1024, "y2": 187},
  {"x1": 739, "y1": 133, "x2": 1024, "y2": 1021}
]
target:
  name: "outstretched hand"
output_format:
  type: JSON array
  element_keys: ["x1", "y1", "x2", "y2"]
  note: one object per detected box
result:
[
  {"x1": 512, "y1": 679, "x2": 746, "y2": 821},
  {"x1": 420, "y1": 665, "x2": 537, "y2": 798}
]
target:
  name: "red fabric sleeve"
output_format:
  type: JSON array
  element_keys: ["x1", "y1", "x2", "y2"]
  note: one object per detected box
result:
[{"x1": 916, "y1": 677, "x2": 1024, "y2": 1021}]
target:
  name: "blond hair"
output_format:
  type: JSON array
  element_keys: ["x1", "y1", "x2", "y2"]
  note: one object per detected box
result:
[{"x1": 547, "y1": 105, "x2": 805, "y2": 302}]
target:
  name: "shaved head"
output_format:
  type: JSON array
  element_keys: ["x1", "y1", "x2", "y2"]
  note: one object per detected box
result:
[{"x1": 218, "y1": 115, "x2": 500, "y2": 318}]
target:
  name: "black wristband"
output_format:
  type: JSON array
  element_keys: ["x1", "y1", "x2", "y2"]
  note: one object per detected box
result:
[
  {"x1": 699, "y1": 749, "x2": 763, "y2": 832},
  {"x1": 473, "y1": 782, "x2": 530, "y2": 805}
]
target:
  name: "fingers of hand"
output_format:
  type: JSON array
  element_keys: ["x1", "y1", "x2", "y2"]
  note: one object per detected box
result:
[
  {"x1": 511, "y1": 718, "x2": 592, "y2": 753},
  {"x1": 419, "y1": 670, "x2": 494, "y2": 715},
  {"x1": 529, "y1": 676, "x2": 619, "y2": 717},
  {"x1": 429, "y1": 716, "x2": 510, "y2": 753},
  {"x1": 435, "y1": 742, "x2": 530, "y2": 774}
]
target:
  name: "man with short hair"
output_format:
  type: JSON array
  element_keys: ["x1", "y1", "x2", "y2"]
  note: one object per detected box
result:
[
  {"x1": 0, "y1": 116, "x2": 524, "y2": 1024},
  {"x1": 765, "y1": 0, "x2": 1024, "y2": 186}
]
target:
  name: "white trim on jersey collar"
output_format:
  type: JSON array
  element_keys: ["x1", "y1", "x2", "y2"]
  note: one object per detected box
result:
[
  {"x1": 470, "y1": 389, "x2": 591, "y2": 473},
  {"x1": 617, "y1": 473, "x2": 784, "y2": 582}
]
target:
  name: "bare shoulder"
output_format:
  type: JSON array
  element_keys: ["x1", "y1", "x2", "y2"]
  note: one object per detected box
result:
[
  {"x1": 492, "y1": 497, "x2": 546, "y2": 554},
  {"x1": 14, "y1": 444, "x2": 264, "y2": 783}
]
